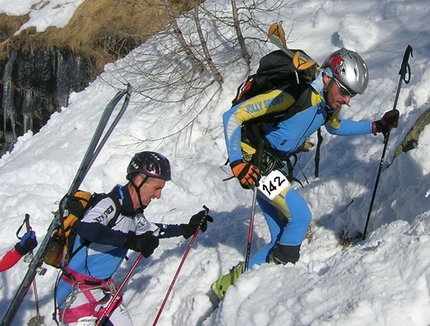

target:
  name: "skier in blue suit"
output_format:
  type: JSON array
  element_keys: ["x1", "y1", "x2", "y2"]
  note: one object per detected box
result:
[{"x1": 213, "y1": 48, "x2": 399, "y2": 300}]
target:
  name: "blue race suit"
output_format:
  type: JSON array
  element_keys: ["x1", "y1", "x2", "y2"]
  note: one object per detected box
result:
[{"x1": 223, "y1": 69, "x2": 372, "y2": 268}]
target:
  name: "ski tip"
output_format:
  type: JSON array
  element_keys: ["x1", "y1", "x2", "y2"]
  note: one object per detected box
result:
[
  {"x1": 268, "y1": 22, "x2": 287, "y2": 49},
  {"x1": 293, "y1": 51, "x2": 317, "y2": 71}
]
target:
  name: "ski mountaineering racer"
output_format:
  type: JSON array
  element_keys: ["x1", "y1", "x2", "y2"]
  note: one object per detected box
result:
[
  {"x1": 212, "y1": 48, "x2": 399, "y2": 300},
  {"x1": 55, "y1": 151, "x2": 213, "y2": 325}
]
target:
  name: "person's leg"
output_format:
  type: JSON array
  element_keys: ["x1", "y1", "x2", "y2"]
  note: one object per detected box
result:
[
  {"x1": 99, "y1": 301, "x2": 133, "y2": 326},
  {"x1": 59, "y1": 287, "x2": 133, "y2": 326},
  {"x1": 272, "y1": 189, "x2": 312, "y2": 264},
  {"x1": 278, "y1": 189, "x2": 311, "y2": 245},
  {"x1": 247, "y1": 195, "x2": 286, "y2": 269}
]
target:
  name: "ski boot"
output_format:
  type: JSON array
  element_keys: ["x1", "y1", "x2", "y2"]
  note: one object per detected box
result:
[{"x1": 211, "y1": 262, "x2": 244, "y2": 301}]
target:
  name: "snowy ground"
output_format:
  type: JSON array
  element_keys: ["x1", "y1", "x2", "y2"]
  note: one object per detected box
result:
[{"x1": 1, "y1": 0, "x2": 430, "y2": 325}]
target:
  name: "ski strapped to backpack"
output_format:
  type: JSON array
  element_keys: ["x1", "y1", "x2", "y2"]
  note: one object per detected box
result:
[
  {"x1": 43, "y1": 190, "x2": 121, "y2": 269},
  {"x1": 230, "y1": 22, "x2": 322, "y2": 181}
]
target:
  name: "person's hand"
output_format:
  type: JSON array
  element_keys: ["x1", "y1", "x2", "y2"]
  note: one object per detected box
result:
[
  {"x1": 180, "y1": 209, "x2": 214, "y2": 239},
  {"x1": 15, "y1": 231, "x2": 37, "y2": 256},
  {"x1": 372, "y1": 109, "x2": 399, "y2": 135},
  {"x1": 230, "y1": 160, "x2": 260, "y2": 188},
  {"x1": 124, "y1": 231, "x2": 159, "y2": 258}
]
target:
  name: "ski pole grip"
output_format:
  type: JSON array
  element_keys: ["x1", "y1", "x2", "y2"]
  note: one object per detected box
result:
[
  {"x1": 25, "y1": 213, "x2": 32, "y2": 232},
  {"x1": 399, "y1": 45, "x2": 413, "y2": 84}
]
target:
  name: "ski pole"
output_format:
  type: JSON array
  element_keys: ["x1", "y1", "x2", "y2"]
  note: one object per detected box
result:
[
  {"x1": 243, "y1": 186, "x2": 258, "y2": 273},
  {"x1": 96, "y1": 254, "x2": 143, "y2": 326},
  {"x1": 362, "y1": 45, "x2": 413, "y2": 240},
  {"x1": 1, "y1": 85, "x2": 132, "y2": 326},
  {"x1": 24, "y1": 214, "x2": 43, "y2": 326},
  {"x1": 243, "y1": 139, "x2": 264, "y2": 273},
  {"x1": 153, "y1": 206, "x2": 209, "y2": 326},
  {"x1": 14, "y1": 214, "x2": 44, "y2": 326}
]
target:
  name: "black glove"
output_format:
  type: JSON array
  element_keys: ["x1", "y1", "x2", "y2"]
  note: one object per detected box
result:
[
  {"x1": 230, "y1": 160, "x2": 261, "y2": 188},
  {"x1": 124, "y1": 231, "x2": 159, "y2": 258},
  {"x1": 372, "y1": 109, "x2": 399, "y2": 135},
  {"x1": 15, "y1": 231, "x2": 37, "y2": 256},
  {"x1": 180, "y1": 210, "x2": 214, "y2": 239}
]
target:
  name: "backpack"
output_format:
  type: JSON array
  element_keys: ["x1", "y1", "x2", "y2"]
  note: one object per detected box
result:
[
  {"x1": 230, "y1": 47, "x2": 323, "y2": 179},
  {"x1": 43, "y1": 190, "x2": 121, "y2": 268},
  {"x1": 232, "y1": 49, "x2": 317, "y2": 108}
]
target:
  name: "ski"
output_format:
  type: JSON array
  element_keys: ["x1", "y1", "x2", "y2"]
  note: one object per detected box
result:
[
  {"x1": 1, "y1": 83, "x2": 132, "y2": 326},
  {"x1": 268, "y1": 22, "x2": 316, "y2": 71}
]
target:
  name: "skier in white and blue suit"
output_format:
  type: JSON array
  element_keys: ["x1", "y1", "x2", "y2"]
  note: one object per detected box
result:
[{"x1": 56, "y1": 151, "x2": 213, "y2": 325}]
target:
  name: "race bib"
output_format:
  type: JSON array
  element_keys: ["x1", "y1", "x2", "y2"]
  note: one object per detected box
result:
[
  {"x1": 76, "y1": 316, "x2": 97, "y2": 326},
  {"x1": 258, "y1": 170, "x2": 290, "y2": 200}
]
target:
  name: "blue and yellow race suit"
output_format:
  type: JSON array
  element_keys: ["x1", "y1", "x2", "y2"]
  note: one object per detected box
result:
[{"x1": 223, "y1": 69, "x2": 372, "y2": 268}]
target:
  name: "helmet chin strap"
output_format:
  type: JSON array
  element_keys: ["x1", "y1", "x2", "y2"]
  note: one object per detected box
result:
[
  {"x1": 132, "y1": 175, "x2": 149, "y2": 210},
  {"x1": 323, "y1": 74, "x2": 333, "y2": 107}
]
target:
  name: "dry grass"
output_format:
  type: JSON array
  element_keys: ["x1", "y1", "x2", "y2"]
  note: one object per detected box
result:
[
  {"x1": 338, "y1": 228, "x2": 363, "y2": 248},
  {"x1": 0, "y1": 0, "x2": 196, "y2": 71}
]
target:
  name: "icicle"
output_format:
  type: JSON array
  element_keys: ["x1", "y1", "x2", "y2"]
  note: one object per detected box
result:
[
  {"x1": 22, "y1": 89, "x2": 34, "y2": 134},
  {"x1": 2, "y1": 52, "x2": 17, "y2": 142}
]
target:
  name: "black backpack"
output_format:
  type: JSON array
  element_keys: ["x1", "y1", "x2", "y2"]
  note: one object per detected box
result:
[
  {"x1": 230, "y1": 49, "x2": 323, "y2": 179},
  {"x1": 232, "y1": 49, "x2": 317, "y2": 107}
]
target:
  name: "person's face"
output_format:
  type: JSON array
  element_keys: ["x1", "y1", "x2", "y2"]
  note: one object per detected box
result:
[
  {"x1": 323, "y1": 74, "x2": 356, "y2": 110},
  {"x1": 132, "y1": 175, "x2": 166, "y2": 209}
]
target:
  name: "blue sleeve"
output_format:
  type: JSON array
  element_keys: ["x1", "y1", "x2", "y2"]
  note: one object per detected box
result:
[
  {"x1": 223, "y1": 107, "x2": 243, "y2": 163},
  {"x1": 325, "y1": 119, "x2": 372, "y2": 136},
  {"x1": 223, "y1": 90, "x2": 298, "y2": 163}
]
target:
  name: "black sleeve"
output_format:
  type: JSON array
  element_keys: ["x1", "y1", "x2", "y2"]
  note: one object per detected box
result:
[
  {"x1": 155, "y1": 223, "x2": 184, "y2": 238},
  {"x1": 76, "y1": 196, "x2": 127, "y2": 247},
  {"x1": 77, "y1": 221, "x2": 127, "y2": 247}
]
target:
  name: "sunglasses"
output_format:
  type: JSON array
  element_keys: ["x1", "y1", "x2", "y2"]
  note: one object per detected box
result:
[{"x1": 334, "y1": 79, "x2": 357, "y2": 98}]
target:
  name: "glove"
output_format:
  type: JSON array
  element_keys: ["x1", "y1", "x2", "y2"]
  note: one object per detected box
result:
[
  {"x1": 15, "y1": 231, "x2": 37, "y2": 256},
  {"x1": 124, "y1": 231, "x2": 159, "y2": 258},
  {"x1": 372, "y1": 109, "x2": 399, "y2": 135},
  {"x1": 180, "y1": 210, "x2": 214, "y2": 239},
  {"x1": 230, "y1": 160, "x2": 261, "y2": 188}
]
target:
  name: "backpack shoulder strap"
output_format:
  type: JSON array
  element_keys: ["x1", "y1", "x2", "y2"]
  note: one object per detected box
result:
[
  {"x1": 106, "y1": 192, "x2": 121, "y2": 228},
  {"x1": 69, "y1": 191, "x2": 122, "y2": 259}
]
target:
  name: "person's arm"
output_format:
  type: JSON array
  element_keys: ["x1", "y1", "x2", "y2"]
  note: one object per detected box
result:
[
  {"x1": 76, "y1": 197, "x2": 127, "y2": 247},
  {"x1": 325, "y1": 109, "x2": 399, "y2": 136},
  {"x1": 0, "y1": 231, "x2": 38, "y2": 272},
  {"x1": 223, "y1": 89, "x2": 296, "y2": 162},
  {"x1": 155, "y1": 209, "x2": 213, "y2": 239},
  {"x1": 325, "y1": 109, "x2": 372, "y2": 136},
  {"x1": 0, "y1": 248, "x2": 22, "y2": 272}
]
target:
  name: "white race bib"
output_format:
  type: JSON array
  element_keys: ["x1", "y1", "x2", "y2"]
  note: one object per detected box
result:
[
  {"x1": 258, "y1": 170, "x2": 290, "y2": 200},
  {"x1": 76, "y1": 316, "x2": 97, "y2": 326}
]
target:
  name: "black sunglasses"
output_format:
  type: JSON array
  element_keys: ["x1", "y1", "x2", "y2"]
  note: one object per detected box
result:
[{"x1": 334, "y1": 79, "x2": 357, "y2": 98}]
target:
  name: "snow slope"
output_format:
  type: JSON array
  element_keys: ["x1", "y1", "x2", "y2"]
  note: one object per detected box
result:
[{"x1": 1, "y1": 0, "x2": 430, "y2": 325}]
